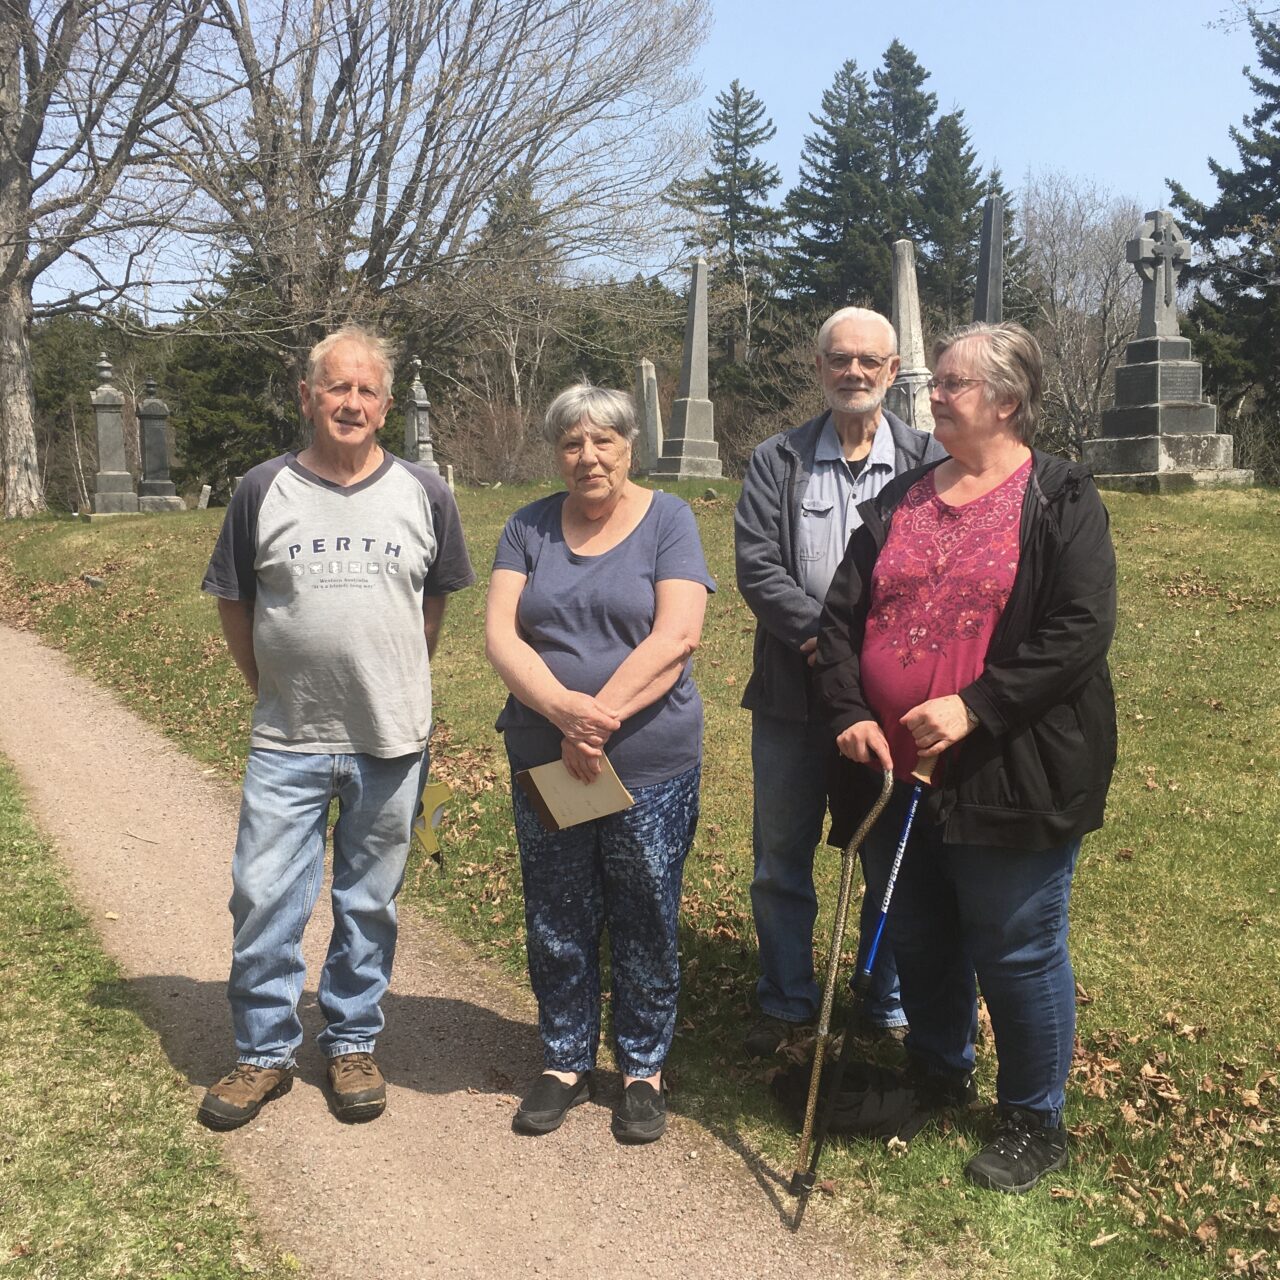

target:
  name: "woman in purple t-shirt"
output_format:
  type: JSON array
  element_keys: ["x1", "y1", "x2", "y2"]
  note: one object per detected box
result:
[
  {"x1": 816, "y1": 323, "x2": 1117, "y2": 1194},
  {"x1": 486, "y1": 384, "x2": 715, "y2": 1145}
]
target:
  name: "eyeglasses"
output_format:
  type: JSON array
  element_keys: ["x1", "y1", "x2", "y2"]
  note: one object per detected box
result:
[
  {"x1": 822, "y1": 351, "x2": 891, "y2": 374},
  {"x1": 926, "y1": 376, "x2": 986, "y2": 397}
]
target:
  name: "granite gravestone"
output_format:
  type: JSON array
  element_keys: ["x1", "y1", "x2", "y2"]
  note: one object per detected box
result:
[
  {"x1": 886, "y1": 239, "x2": 934, "y2": 432},
  {"x1": 91, "y1": 355, "x2": 139, "y2": 514},
  {"x1": 1083, "y1": 210, "x2": 1252, "y2": 492},
  {"x1": 137, "y1": 379, "x2": 184, "y2": 511},
  {"x1": 973, "y1": 196, "x2": 1004, "y2": 324},
  {"x1": 634, "y1": 358, "x2": 664, "y2": 474},
  {"x1": 649, "y1": 256, "x2": 723, "y2": 480},
  {"x1": 403, "y1": 358, "x2": 439, "y2": 472}
]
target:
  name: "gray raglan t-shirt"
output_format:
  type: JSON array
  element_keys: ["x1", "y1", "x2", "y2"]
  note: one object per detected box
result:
[{"x1": 202, "y1": 452, "x2": 475, "y2": 758}]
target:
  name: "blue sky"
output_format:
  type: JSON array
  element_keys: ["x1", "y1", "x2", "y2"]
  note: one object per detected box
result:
[{"x1": 692, "y1": 0, "x2": 1259, "y2": 210}]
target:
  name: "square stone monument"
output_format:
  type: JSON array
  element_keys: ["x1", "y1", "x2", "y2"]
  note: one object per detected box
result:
[
  {"x1": 1083, "y1": 211, "x2": 1252, "y2": 492},
  {"x1": 137, "y1": 379, "x2": 185, "y2": 511}
]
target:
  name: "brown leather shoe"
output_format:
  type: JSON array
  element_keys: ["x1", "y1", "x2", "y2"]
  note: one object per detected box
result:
[
  {"x1": 198, "y1": 1062, "x2": 294, "y2": 1130},
  {"x1": 326, "y1": 1052, "x2": 386, "y2": 1122}
]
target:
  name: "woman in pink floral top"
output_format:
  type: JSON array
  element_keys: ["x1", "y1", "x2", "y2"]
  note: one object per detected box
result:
[{"x1": 815, "y1": 322, "x2": 1117, "y2": 1195}]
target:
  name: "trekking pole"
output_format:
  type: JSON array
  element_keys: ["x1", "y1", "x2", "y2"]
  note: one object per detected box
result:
[{"x1": 790, "y1": 755, "x2": 936, "y2": 1232}]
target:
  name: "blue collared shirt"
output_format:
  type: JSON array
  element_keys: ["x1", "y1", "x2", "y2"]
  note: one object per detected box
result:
[{"x1": 796, "y1": 414, "x2": 899, "y2": 604}]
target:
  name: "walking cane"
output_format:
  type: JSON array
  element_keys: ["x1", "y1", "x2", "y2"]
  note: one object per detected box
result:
[{"x1": 789, "y1": 754, "x2": 937, "y2": 1231}]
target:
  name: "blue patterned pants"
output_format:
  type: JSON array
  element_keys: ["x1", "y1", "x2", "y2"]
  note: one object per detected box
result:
[{"x1": 511, "y1": 764, "x2": 700, "y2": 1078}]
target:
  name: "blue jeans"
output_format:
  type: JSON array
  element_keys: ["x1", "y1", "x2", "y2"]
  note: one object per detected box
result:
[
  {"x1": 228, "y1": 747, "x2": 427, "y2": 1067},
  {"x1": 749, "y1": 713, "x2": 904, "y2": 1027},
  {"x1": 863, "y1": 784, "x2": 1081, "y2": 1125},
  {"x1": 512, "y1": 765, "x2": 699, "y2": 1078}
]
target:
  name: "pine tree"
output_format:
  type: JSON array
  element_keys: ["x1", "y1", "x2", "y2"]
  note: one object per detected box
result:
[
  {"x1": 1169, "y1": 11, "x2": 1280, "y2": 449},
  {"x1": 668, "y1": 80, "x2": 785, "y2": 269},
  {"x1": 870, "y1": 40, "x2": 938, "y2": 245},
  {"x1": 785, "y1": 44, "x2": 940, "y2": 311},
  {"x1": 917, "y1": 112, "x2": 984, "y2": 328},
  {"x1": 784, "y1": 60, "x2": 886, "y2": 308},
  {"x1": 667, "y1": 80, "x2": 786, "y2": 360}
]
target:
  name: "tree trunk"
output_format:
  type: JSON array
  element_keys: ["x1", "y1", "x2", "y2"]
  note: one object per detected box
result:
[{"x1": 0, "y1": 281, "x2": 45, "y2": 519}]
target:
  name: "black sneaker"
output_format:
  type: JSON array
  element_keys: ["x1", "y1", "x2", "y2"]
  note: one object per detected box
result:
[
  {"x1": 964, "y1": 1106, "x2": 1068, "y2": 1193},
  {"x1": 744, "y1": 1014, "x2": 802, "y2": 1059},
  {"x1": 611, "y1": 1079, "x2": 667, "y2": 1144},
  {"x1": 513, "y1": 1072, "x2": 593, "y2": 1135}
]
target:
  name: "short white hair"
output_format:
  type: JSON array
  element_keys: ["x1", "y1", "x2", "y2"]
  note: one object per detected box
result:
[
  {"x1": 305, "y1": 326, "x2": 394, "y2": 398},
  {"x1": 815, "y1": 307, "x2": 898, "y2": 356},
  {"x1": 542, "y1": 385, "x2": 639, "y2": 446}
]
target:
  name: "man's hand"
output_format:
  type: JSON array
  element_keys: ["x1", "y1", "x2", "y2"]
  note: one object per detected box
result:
[
  {"x1": 562, "y1": 737, "x2": 604, "y2": 783},
  {"x1": 550, "y1": 691, "x2": 621, "y2": 747},
  {"x1": 900, "y1": 695, "x2": 975, "y2": 757},
  {"x1": 800, "y1": 636, "x2": 818, "y2": 668},
  {"x1": 835, "y1": 719, "x2": 893, "y2": 773}
]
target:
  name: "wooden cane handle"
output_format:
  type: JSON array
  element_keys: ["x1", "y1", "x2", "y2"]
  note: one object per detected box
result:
[{"x1": 910, "y1": 754, "x2": 937, "y2": 785}]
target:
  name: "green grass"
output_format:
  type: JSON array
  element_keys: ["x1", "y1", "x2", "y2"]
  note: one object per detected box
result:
[
  {"x1": 0, "y1": 755, "x2": 304, "y2": 1279},
  {"x1": 2, "y1": 482, "x2": 1278, "y2": 1279}
]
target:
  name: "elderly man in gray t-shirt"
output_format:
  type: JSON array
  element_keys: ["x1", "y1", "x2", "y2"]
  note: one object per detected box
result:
[
  {"x1": 198, "y1": 326, "x2": 474, "y2": 1130},
  {"x1": 735, "y1": 306, "x2": 945, "y2": 1060}
]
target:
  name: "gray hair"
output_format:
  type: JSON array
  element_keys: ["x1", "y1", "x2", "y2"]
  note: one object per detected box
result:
[
  {"x1": 542, "y1": 384, "x2": 639, "y2": 446},
  {"x1": 933, "y1": 321, "x2": 1043, "y2": 446},
  {"x1": 815, "y1": 306, "x2": 898, "y2": 356},
  {"x1": 305, "y1": 326, "x2": 395, "y2": 398}
]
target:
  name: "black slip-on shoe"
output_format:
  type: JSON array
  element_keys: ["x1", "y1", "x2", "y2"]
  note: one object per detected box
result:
[
  {"x1": 513, "y1": 1072, "x2": 593, "y2": 1135},
  {"x1": 611, "y1": 1079, "x2": 667, "y2": 1144}
]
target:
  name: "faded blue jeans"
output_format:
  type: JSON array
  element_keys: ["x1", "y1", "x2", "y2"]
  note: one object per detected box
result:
[
  {"x1": 512, "y1": 764, "x2": 700, "y2": 1079},
  {"x1": 863, "y1": 783, "x2": 1081, "y2": 1125},
  {"x1": 228, "y1": 746, "x2": 427, "y2": 1067},
  {"x1": 749, "y1": 713, "x2": 905, "y2": 1028}
]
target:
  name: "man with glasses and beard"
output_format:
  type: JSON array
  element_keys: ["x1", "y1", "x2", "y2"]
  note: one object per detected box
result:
[{"x1": 735, "y1": 306, "x2": 945, "y2": 1061}]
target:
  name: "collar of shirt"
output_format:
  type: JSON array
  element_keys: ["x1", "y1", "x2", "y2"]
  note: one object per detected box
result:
[{"x1": 814, "y1": 413, "x2": 896, "y2": 471}]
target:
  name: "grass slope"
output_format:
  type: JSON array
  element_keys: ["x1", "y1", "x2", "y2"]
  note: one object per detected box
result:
[
  {"x1": 0, "y1": 755, "x2": 303, "y2": 1279},
  {"x1": 1, "y1": 481, "x2": 1277, "y2": 1280}
]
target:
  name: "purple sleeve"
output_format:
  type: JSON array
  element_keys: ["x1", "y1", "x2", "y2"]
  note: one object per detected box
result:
[
  {"x1": 200, "y1": 458, "x2": 287, "y2": 601},
  {"x1": 654, "y1": 495, "x2": 716, "y2": 592}
]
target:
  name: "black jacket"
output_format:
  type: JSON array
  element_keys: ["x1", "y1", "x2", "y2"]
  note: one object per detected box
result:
[{"x1": 817, "y1": 451, "x2": 1118, "y2": 851}]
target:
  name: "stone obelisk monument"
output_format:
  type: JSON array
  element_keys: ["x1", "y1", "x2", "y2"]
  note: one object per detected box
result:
[
  {"x1": 403, "y1": 358, "x2": 439, "y2": 472},
  {"x1": 973, "y1": 195, "x2": 1004, "y2": 324},
  {"x1": 1083, "y1": 210, "x2": 1252, "y2": 492},
  {"x1": 886, "y1": 239, "x2": 933, "y2": 432},
  {"x1": 649, "y1": 256, "x2": 722, "y2": 480}
]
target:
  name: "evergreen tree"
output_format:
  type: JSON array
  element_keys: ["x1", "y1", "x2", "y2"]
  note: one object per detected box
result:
[
  {"x1": 786, "y1": 44, "x2": 940, "y2": 311},
  {"x1": 917, "y1": 112, "x2": 984, "y2": 328},
  {"x1": 870, "y1": 40, "x2": 938, "y2": 244},
  {"x1": 667, "y1": 80, "x2": 786, "y2": 361},
  {"x1": 668, "y1": 80, "x2": 785, "y2": 268},
  {"x1": 1169, "y1": 11, "x2": 1280, "y2": 447},
  {"x1": 784, "y1": 60, "x2": 885, "y2": 308}
]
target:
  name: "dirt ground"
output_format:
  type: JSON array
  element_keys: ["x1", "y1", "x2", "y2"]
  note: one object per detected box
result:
[{"x1": 0, "y1": 621, "x2": 932, "y2": 1279}]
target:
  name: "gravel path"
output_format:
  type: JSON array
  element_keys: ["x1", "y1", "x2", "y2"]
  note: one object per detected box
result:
[{"x1": 0, "y1": 622, "x2": 943, "y2": 1280}]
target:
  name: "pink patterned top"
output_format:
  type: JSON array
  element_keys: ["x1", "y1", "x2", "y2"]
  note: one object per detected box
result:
[{"x1": 860, "y1": 458, "x2": 1032, "y2": 781}]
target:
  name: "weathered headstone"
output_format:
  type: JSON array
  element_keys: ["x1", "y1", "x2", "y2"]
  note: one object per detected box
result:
[
  {"x1": 634, "y1": 358, "x2": 664, "y2": 473},
  {"x1": 444, "y1": 463, "x2": 455, "y2": 494},
  {"x1": 403, "y1": 358, "x2": 439, "y2": 472},
  {"x1": 885, "y1": 239, "x2": 934, "y2": 432},
  {"x1": 649, "y1": 256, "x2": 723, "y2": 480},
  {"x1": 91, "y1": 354, "x2": 139, "y2": 515},
  {"x1": 973, "y1": 195, "x2": 1004, "y2": 324},
  {"x1": 197, "y1": 484, "x2": 212, "y2": 510},
  {"x1": 137, "y1": 379, "x2": 184, "y2": 511},
  {"x1": 1083, "y1": 210, "x2": 1252, "y2": 492}
]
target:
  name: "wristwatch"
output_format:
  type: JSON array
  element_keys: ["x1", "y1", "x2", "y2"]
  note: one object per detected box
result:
[{"x1": 963, "y1": 701, "x2": 980, "y2": 730}]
